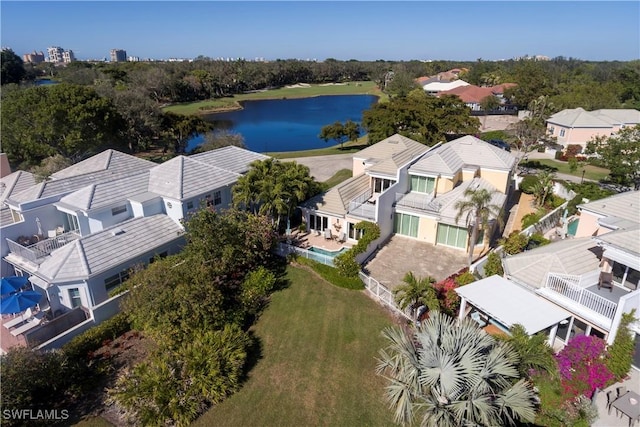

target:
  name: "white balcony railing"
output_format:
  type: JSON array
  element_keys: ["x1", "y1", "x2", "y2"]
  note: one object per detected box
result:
[
  {"x1": 347, "y1": 188, "x2": 376, "y2": 220},
  {"x1": 544, "y1": 273, "x2": 617, "y2": 319},
  {"x1": 6, "y1": 231, "x2": 80, "y2": 264},
  {"x1": 395, "y1": 192, "x2": 435, "y2": 211}
]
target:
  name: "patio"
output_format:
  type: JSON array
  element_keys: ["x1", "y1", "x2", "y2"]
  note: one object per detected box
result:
[
  {"x1": 0, "y1": 315, "x2": 28, "y2": 354},
  {"x1": 593, "y1": 368, "x2": 640, "y2": 427},
  {"x1": 287, "y1": 229, "x2": 353, "y2": 253}
]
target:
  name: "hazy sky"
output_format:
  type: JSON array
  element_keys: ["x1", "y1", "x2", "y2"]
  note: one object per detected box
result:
[{"x1": 2, "y1": 1, "x2": 639, "y2": 61}]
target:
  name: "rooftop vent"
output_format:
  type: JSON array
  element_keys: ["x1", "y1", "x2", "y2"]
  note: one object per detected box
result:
[{"x1": 111, "y1": 229, "x2": 125, "y2": 236}]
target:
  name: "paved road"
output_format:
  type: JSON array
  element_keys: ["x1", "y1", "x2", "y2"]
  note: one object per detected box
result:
[{"x1": 284, "y1": 153, "x2": 353, "y2": 182}]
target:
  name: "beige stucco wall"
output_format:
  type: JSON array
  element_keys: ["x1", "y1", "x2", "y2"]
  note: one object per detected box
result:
[
  {"x1": 548, "y1": 125, "x2": 613, "y2": 148},
  {"x1": 574, "y1": 211, "x2": 613, "y2": 238},
  {"x1": 436, "y1": 175, "x2": 456, "y2": 194},
  {"x1": 462, "y1": 169, "x2": 478, "y2": 182},
  {"x1": 417, "y1": 216, "x2": 438, "y2": 244},
  {"x1": 352, "y1": 158, "x2": 366, "y2": 176},
  {"x1": 479, "y1": 170, "x2": 510, "y2": 194}
]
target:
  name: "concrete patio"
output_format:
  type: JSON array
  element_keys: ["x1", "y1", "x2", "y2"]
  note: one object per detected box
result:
[{"x1": 593, "y1": 368, "x2": 640, "y2": 427}]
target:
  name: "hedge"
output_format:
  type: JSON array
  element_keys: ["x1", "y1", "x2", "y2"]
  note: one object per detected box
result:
[{"x1": 62, "y1": 312, "x2": 131, "y2": 361}]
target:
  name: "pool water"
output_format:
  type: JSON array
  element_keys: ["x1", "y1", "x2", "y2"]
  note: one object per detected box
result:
[
  {"x1": 308, "y1": 246, "x2": 349, "y2": 257},
  {"x1": 567, "y1": 219, "x2": 579, "y2": 236}
]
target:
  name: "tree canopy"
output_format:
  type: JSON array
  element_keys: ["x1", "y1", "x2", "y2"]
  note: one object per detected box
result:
[
  {"x1": 1, "y1": 49, "x2": 26, "y2": 85},
  {"x1": 586, "y1": 124, "x2": 640, "y2": 189},
  {"x1": 319, "y1": 120, "x2": 361, "y2": 149},
  {"x1": 1, "y1": 83, "x2": 126, "y2": 167},
  {"x1": 362, "y1": 89, "x2": 480, "y2": 145}
]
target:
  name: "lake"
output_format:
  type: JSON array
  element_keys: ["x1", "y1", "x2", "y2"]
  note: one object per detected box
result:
[{"x1": 187, "y1": 94, "x2": 377, "y2": 153}]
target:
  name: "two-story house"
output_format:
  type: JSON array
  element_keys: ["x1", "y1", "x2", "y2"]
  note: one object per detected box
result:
[
  {"x1": 1, "y1": 146, "x2": 268, "y2": 325},
  {"x1": 300, "y1": 134, "x2": 516, "y2": 258}
]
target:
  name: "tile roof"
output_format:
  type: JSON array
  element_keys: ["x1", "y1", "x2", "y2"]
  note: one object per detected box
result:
[
  {"x1": 438, "y1": 85, "x2": 496, "y2": 104},
  {"x1": 148, "y1": 156, "x2": 240, "y2": 201},
  {"x1": 302, "y1": 173, "x2": 370, "y2": 216},
  {"x1": 503, "y1": 237, "x2": 603, "y2": 289},
  {"x1": 58, "y1": 171, "x2": 151, "y2": 211},
  {"x1": 354, "y1": 134, "x2": 430, "y2": 168},
  {"x1": 50, "y1": 150, "x2": 156, "y2": 179},
  {"x1": 409, "y1": 135, "x2": 516, "y2": 176},
  {"x1": 578, "y1": 191, "x2": 640, "y2": 226},
  {"x1": 595, "y1": 225, "x2": 640, "y2": 258},
  {"x1": 191, "y1": 146, "x2": 270, "y2": 174},
  {"x1": 590, "y1": 109, "x2": 640, "y2": 125},
  {"x1": 422, "y1": 80, "x2": 470, "y2": 92},
  {"x1": 0, "y1": 171, "x2": 36, "y2": 205},
  {"x1": 36, "y1": 215, "x2": 184, "y2": 282},
  {"x1": 547, "y1": 108, "x2": 640, "y2": 128}
]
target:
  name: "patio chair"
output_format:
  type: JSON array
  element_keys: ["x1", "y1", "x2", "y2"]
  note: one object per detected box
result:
[
  {"x1": 324, "y1": 228, "x2": 332, "y2": 240},
  {"x1": 617, "y1": 386, "x2": 627, "y2": 398},
  {"x1": 2, "y1": 308, "x2": 33, "y2": 330},
  {"x1": 598, "y1": 271, "x2": 613, "y2": 292},
  {"x1": 606, "y1": 390, "x2": 619, "y2": 416},
  {"x1": 338, "y1": 231, "x2": 346, "y2": 243},
  {"x1": 10, "y1": 314, "x2": 44, "y2": 337},
  {"x1": 470, "y1": 311, "x2": 486, "y2": 327}
]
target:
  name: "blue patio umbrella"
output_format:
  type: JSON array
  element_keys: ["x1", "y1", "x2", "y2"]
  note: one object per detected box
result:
[
  {"x1": 0, "y1": 276, "x2": 28, "y2": 296},
  {"x1": 0, "y1": 290, "x2": 42, "y2": 315}
]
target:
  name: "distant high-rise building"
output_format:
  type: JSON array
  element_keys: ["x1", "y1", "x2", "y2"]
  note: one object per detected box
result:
[
  {"x1": 62, "y1": 50, "x2": 75, "y2": 63},
  {"x1": 23, "y1": 51, "x2": 45, "y2": 64},
  {"x1": 47, "y1": 46, "x2": 64, "y2": 63},
  {"x1": 110, "y1": 49, "x2": 127, "y2": 62}
]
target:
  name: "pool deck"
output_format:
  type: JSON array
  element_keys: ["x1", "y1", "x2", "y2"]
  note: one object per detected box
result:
[{"x1": 288, "y1": 230, "x2": 353, "y2": 253}]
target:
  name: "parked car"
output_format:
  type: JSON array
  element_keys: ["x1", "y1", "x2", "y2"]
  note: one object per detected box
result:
[{"x1": 487, "y1": 139, "x2": 511, "y2": 152}]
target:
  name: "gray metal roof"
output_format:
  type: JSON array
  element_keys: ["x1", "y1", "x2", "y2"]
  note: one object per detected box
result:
[
  {"x1": 455, "y1": 275, "x2": 571, "y2": 335},
  {"x1": 0, "y1": 170, "x2": 36, "y2": 205},
  {"x1": 36, "y1": 215, "x2": 184, "y2": 282},
  {"x1": 595, "y1": 225, "x2": 640, "y2": 259},
  {"x1": 547, "y1": 108, "x2": 640, "y2": 128},
  {"x1": 578, "y1": 191, "x2": 640, "y2": 226},
  {"x1": 50, "y1": 149, "x2": 156, "y2": 180},
  {"x1": 148, "y1": 156, "x2": 240, "y2": 201},
  {"x1": 410, "y1": 135, "x2": 516, "y2": 176},
  {"x1": 503, "y1": 237, "x2": 603, "y2": 289},
  {"x1": 58, "y1": 171, "x2": 150, "y2": 211},
  {"x1": 191, "y1": 146, "x2": 270, "y2": 174},
  {"x1": 354, "y1": 134, "x2": 430, "y2": 166}
]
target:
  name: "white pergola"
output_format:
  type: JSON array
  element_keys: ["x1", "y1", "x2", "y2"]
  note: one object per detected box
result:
[{"x1": 456, "y1": 275, "x2": 571, "y2": 345}]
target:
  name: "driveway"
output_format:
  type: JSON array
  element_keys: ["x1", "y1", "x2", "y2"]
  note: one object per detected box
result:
[
  {"x1": 284, "y1": 153, "x2": 353, "y2": 182},
  {"x1": 363, "y1": 236, "x2": 468, "y2": 289}
]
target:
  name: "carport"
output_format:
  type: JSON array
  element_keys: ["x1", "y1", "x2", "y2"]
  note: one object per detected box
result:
[{"x1": 456, "y1": 275, "x2": 571, "y2": 346}]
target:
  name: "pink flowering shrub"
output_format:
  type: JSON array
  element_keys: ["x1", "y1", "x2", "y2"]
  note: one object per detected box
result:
[
  {"x1": 556, "y1": 335, "x2": 614, "y2": 399},
  {"x1": 432, "y1": 278, "x2": 460, "y2": 316}
]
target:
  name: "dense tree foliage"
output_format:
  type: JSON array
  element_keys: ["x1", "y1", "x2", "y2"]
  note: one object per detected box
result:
[
  {"x1": 319, "y1": 119, "x2": 361, "y2": 149},
  {"x1": 362, "y1": 89, "x2": 479, "y2": 145},
  {"x1": 1, "y1": 84, "x2": 126, "y2": 167},
  {"x1": 586, "y1": 124, "x2": 640, "y2": 189},
  {"x1": 393, "y1": 271, "x2": 438, "y2": 322},
  {"x1": 1, "y1": 49, "x2": 26, "y2": 85},
  {"x1": 192, "y1": 129, "x2": 246, "y2": 153},
  {"x1": 605, "y1": 309, "x2": 637, "y2": 381},
  {"x1": 377, "y1": 312, "x2": 536, "y2": 427}
]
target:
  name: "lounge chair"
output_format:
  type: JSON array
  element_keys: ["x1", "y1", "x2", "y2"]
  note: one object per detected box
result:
[
  {"x1": 10, "y1": 314, "x2": 44, "y2": 337},
  {"x1": 324, "y1": 228, "x2": 332, "y2": 240},
  {"x1": 470, "y1": 311, "x2": 486, "y2": 327},
  {"x1": 3, "y1": 308, "x2": 33, "y2": 330},
  {"x1": 598, "y1": 271, "x2": 613, "y2": 292},
  {"x1": 338, "y1": 231, "x2": 346, "y2": 243}
]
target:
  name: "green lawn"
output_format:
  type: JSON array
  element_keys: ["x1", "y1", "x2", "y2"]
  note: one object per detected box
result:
[
  {"x1": 529, "y1": 159, "x2": 610, "y2": 181},
  {"x1": 164, "y1": 81, "x2": 385, "y2": 115},
  {"x1": 323, "y1": 168, "x2": 353, "y2": 188},
  {"x1": 193, "y1": 266, "x2": 397, "y2": 427}
]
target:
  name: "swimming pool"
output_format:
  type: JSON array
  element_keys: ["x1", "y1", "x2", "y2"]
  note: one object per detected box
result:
[
  {"x1": 567, "y1": 219, "x2": 579, "y2": 236},
  {"x1": 308, "y1": 246, "x2": 349, "y2": 257}
]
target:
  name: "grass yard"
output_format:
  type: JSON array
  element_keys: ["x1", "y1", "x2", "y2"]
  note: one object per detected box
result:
[
  {"x1": 323, "y1": 168, "x2": 354, "y2": 188},
  {"x1": 530, "y1": 159, "x2": 610, "y2": 181},
  {"x1": 193, "y1": 265, "x2": 397, "y2": 427},
  {"x1": 164, "y1": 81, "x2": 385, "y2": 115}
]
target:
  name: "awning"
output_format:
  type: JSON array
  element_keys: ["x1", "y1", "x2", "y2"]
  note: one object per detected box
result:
[{"x1": 455, "y1": 275, "x2": 571, "y2": 335}]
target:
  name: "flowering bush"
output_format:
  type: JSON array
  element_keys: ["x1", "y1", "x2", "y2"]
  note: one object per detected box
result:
[
  {"x1": 556, "y1": 335, "x2": 614, "y2": 399},
  {"x1": 432, "y1": 278, "x2": 460, "y2": 316}
]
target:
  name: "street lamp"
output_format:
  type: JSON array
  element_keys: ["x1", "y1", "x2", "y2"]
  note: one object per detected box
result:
[{"x1": 581, "y1": 169, "x2": 585, "y2": 184}]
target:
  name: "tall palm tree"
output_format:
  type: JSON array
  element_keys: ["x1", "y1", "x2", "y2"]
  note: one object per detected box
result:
[
  {"x1": 531, "y1": 170, "x2": 555, "y2": 208},
  {"x1": 376, "y1": 312, "x2": 536, "y2": 427},
  {"x1": 393, "y1": 272, "x2": 439, "y2": 323},
  {"x1": 454, "y1": 187, "x2": 503, "y2": 266}
]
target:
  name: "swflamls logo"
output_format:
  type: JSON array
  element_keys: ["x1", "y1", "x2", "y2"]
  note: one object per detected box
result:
[{"x1": 2, "y1": 409, "x2": 69, "y2": 421}]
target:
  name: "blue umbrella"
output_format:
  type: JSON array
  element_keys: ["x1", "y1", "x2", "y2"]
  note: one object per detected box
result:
[
  {"x1": 0, "y1": 290, "x2": 42, "y2": 314},
  {"x1": 0, "y1": 276, "x2": 28, "y2": 296}
]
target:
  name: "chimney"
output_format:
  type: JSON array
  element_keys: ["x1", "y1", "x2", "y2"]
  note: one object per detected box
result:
[{"x1": 0, "y1": 153, "x2": 11, "y2": 178}]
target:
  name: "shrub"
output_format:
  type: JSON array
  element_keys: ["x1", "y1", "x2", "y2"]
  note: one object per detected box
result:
[
  {"x1": 566, "y1": 144, "x2": 583, "y2": 158},
  {"x1": 556, "y1": 335, "x2": 614, "y2": 399},
  {"x1": 63, "y1": 312, "x2": 131, "y2": 361},
  {"x1": 606, "y1": 309, "x2": 637, "y2": 381},
  {"x1": 333, "y1": 221, "x2": 380, "y2": 278},
  {"x1": 521, "y1": 211, "x2": 543, "y2": 229},
  {"x1": 519, "y1": 175, "x2": 539, "y2": 194},
  {"x1": 297, "y1": 257, "x2": 364, "y2": 290},
  {"x1": 527, "y1": 232, "x2": 551, "y2": 250},
  {"x1": 454, "y1": 271, "x2": 476, "y2": 286},
  {"x1": 483, "y1": 252, "x2": 504, "y2": 277},
  {"x1": 432, "y1": 278, "x2": 460, "y2": 316},
  {"x1": 500, "y1": 231, "x2": 529, "y2": 255}
]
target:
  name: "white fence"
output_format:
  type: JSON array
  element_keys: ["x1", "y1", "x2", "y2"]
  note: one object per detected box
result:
[
  {"x1": 544, "y1": 273, "x2": 618, "y2": 319},
  {"x1": 359, "y1": 271, "x2": 412, "y2": 321},
  {"x1": 276, "y1": 242, "x2": 335, "y2": 266}
]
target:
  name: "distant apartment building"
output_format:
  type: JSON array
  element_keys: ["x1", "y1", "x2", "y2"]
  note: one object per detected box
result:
[
  {"x1": 47, "y1": 46, "x2": 74, "y2": 63},
  {"x1": 110, "y1": 49, "x2": 127, "y2": 62},
  {"x1": 23, "y1": 51, "x2": 45, "y2": 64}
]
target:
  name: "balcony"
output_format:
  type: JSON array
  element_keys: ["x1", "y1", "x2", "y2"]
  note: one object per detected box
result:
[
  {"x1": 6, "y1": 230, "x2": 80, "y2": 265},
  {"x1": 347, "y1": 189, "x2": 376, "y2": 221},
  {"x1": 395, "y1": 192, "x2": 438, "y2": 212}
]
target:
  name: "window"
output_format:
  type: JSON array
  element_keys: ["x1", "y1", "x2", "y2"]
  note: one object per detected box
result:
[
  {"x1": 309, "y1": 214, "x2": 328, "y2": 231},
  {"x1": 559, "y1": 129, "x2": 566, "y2": 137},
  {"x1": 186, "y1": 201, "x2": 194, "y2": 210},
  {"x1": 410, "y1": 176, "x2": 435, "y2": 194},
  {"x1": 348, "y1": 223, "x2": 365, "y2": 240},
  {"x1": 68, "y1": 288, "x2": 82, "y2": 308},
  {"x1": 104, "y1": 270, "x2": 131, "y2": 291},
  {"x1": 205, "y1": 194, "x2": 213, "y2": 206},
  {"x1": 214, "y1": 190, "x2": 222, "y2": 206},
  {"x1": 436, "y1": 223, "x2": 468, "y2": 249},
  {"x1": 394, "y1": 213, "x2": 419, "y2": 238},
  {"x1": 111, "y1": 205, "x2": 127, "y2": 216},
  {"x1": 373, "y1": 178, "x2": 395, "y2": 193},
  {"x1": 612, "y1": 262, "x2": 640, "y2": 290},
  {"x1": 548, "y1": 126, "x2": 555, "y2": 135},
  {"x1": 65, "y1": 213, "x2": 79, "y2": 231},
  {"x1": 10, "y1": 209, "x2": 23, "y2": 223}
]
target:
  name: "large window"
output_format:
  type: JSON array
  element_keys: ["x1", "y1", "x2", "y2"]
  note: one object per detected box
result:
[
  {"x1": 612, "y1": 262, "x2": 640, "y2": 290},
  {"x1": 436, "y1": 224, "x2": 468, "y2": 249},
  {"x1": 214, "y1": 190, "x2": 222, "y2": 206},
  {"x1": 373, "y1": 178, "x2": 395, "y2": 193},
  {"x1": 559, "y1": 129, "x2": 566, "y2": 137},
  {"x1": 68, "y1": 288, "x2": 82, "y2": 308},
  {"x1": 348, "y1": 223, "x2": 365, "y2": 240},
  {"x1": 309, "y1": 214, "x2": 328, "y2": 231},
  {"x1": 65, "y1": 213, "x2": 79, "y2": 232},
  {"x1": 104, "y1": 270, "x2": 131, "y2": 292},
  {"x1": 111, "y1": 205, "x2": 127, "y2": 216},
  {"x1": 410, "y1": 175, "x2": 435, "y2": 194},
  {"x1": 394, "y1": 213, "x2": 419, "y2": 238}
]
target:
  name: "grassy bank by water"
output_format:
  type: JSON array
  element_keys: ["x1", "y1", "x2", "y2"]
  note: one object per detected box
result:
[
  {"x1": 193, "y1": 265, "x2": 396, "y2": 427},
  {"x1": 164, "y1": 81, "x2": 385, "y2": 115}
]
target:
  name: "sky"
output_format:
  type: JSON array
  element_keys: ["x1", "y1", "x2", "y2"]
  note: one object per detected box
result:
[{"x1": 2, "y1": 1, "x2": 639, "y2": 62}]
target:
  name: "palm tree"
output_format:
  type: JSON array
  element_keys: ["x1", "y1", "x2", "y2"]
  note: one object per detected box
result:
[
  {"x1": 393, "y1": 272, "x2": 439, "y2": 323},
  {"x1": 496, "y1": 324, "x2": 558, "y2": 379},
  {"x1": 531, "y1": 170, "x2": 555, "y2": 208},
  {"x1": 454, "y1": 187, "x2": 503, "y2": 266},
  {"x1": 376, "y1": 312, "x2": 536, "y2": 427}
]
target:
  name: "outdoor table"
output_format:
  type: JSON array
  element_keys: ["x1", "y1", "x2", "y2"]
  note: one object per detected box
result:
[{"x1": 612, "y1": 391, "x2": 640, "y2": 427}]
